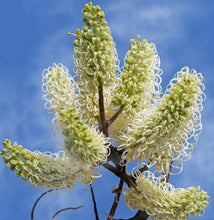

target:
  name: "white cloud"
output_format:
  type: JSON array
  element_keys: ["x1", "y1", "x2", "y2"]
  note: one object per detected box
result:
[{"x1": 104, "y1": 1, "x2": 199, "y2": 46}]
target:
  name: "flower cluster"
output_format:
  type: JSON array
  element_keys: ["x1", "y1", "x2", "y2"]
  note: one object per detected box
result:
[
  {"x1": 42, "y1": 63, "x2": 109, "y2": 166},
  {"x1": 124, "y1": 171, "x2": 209, "y2": 220},
  {"x1": 0, "y1": 140, "x2": 96, "y2": 190},
  {"x1": 59, "y1": 108, "x2": 109, "y2": 165},
  {"x1": 112, "y1": 35, "x2": 162, "y2": 112},
  {"x1": 119, "y1": 67, "x2": 205, "y2": 173},
  {"x1": 72, "y1": 2, "x2": 119, "y2": 124},
  {"x1": 109, "y1": 36, "x2": 162, "y2": 141},
  {"x1": 0, "y1": 2, "x2": 209, "y2": 219}
]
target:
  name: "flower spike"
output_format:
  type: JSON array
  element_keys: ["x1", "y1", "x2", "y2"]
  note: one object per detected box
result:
[
  {"x1": 113, "y1": 35, "x2": 162, "y2": 112},
  {"x1": 109, "y1": 36, "x2": 162, "y2": 142},
  {"x1": 0, "y1": 140, "x2": 97, "y2": 190},
  {"x1": 124, "y1": 171, "x2": 209, "y2": 220},
  {"x1": 119, "y1": 67, "x2": 205, "y2": 173},
  {"x1": 72, "y1": 2, "x2": 119, "y2": 124},
  {"x1": 58, "y1": 108, "x2": 110, "y2": 165}
]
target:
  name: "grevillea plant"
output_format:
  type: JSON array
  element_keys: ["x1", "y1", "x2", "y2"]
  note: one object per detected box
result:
[{"x1": 0, "y1": 2, "x2": 209, "y2": 220}]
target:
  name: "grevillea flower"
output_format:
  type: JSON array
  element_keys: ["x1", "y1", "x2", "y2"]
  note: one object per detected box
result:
[
  {"x1": 109, "y1": 36, "x2": 162, "y2": 142},
  {"x1": 0, "y1": 61, "x2": 110, "y2": 189},
  {"x1": 118, "y1": 67, "x2": 205, "y2": 173},
  {"x1": 72, "y1": 2, "x2": 119, "y2": 124},
  {"x1": 58, "y1": 108, "x2": 110, "y2": 165},
  {"x1": 42, "y1": 63, "x2": 109, "y2": 166},
  {"x1": 124, "y1": 171, "x2": 209, "y2": 220},
  {"x1": 0, "y1": 140, "x2": 97, "y2": 190},
  {"x1": 112, "y1": 35, "x2": 162, "y2": 112}
]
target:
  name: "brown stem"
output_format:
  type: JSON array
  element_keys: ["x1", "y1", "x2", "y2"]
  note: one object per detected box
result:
[
  {"x1": 107, "y1": 145, "x2": 122, "y2": 167},
  {"x1": 107, "y1": 169, "x2": 125, "y2": 220},
  {"x1": 50, "y1": 205, "x2": 83, "y2": 220},
  {"x1": 98, "y1": 80, "x2": 108, "y2": 136},
  {"x1": 165, "y1": 160, "x2": 173, "y2": 182},
  {"x1": 102, "y1": 163, "x2": 136, "y2": 189},
  {"x1": 90, "y1": 184, "x2": 100, "y2": 220},
  {"x1": 103, "y1": 163, "x2": 149, "y2": 220},
  {"x1": 31, "y1": 189, "x2": 53, "y2": 220},
  {"x1": 103, "y1": 163, "x2": 121, "y2": 178},
  {"x1": 106, "y1": 106, "x2": 124, "y2": 127}
]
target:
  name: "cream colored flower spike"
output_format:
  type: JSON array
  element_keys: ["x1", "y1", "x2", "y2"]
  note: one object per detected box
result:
[
  {"x1": 0, "y1": 140, "x2": 97, "y2": 190},
  {"x1": 72, "y1": 2, "x2": 119, "y2": 125},
  {"x1": 124, "y1": 171, "x2": 209, "y2": 220},
  {"x1": 113, "y1": 36, "x2": 162, "y2": 112},
  {"x1": 42, "y1": 63, "x2": 76, "y2": 114},
  {"x1": 109, "y1": 36, "x2": 162, "y2": 143},
  {"x1": 42, "y1": 63, "x2": 110, "y2": 166},
  {"x1": 119, "y1": 67, "x2": 205, "y2": 174},
  {"x1": 58, "y1": 108, "x2": 110, "y2": 165}
]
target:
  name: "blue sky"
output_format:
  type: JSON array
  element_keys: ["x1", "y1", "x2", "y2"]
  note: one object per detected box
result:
[{"x1": 0, "y1": 0, "x2": 214, "y2": 219}]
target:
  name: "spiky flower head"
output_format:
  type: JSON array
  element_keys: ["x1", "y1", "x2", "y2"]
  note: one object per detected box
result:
[
  {"x1": 71, "y1": 2, "x2": 119, "y2": 124},
  {"x1": 109, "y1": 35, "x2": 162, "y2": 142},
  {"x1": 42, "y1": 63, "x2": 109, "y2": 166},
  {"x1": 119, "y1": 67, "x2": 205, "y2": 173},
  {"x1": 42, "y1": 63, "x2": 76, "y2": 114},
  {"x1": 124, "y1": 171, "x2": 209, "y2": 220},
  {"x1": 0, "y1": 140, "x2": 97, "y2": 189},
  {"x1": 73, "y1": 2, "x2": 118, "y2": 90},
  {"x1": 112, "y1": 35, "x2": 162, "y2": 112},
  {"x1": 58, "y1": 108, "x2": 110, "y2": 165}
]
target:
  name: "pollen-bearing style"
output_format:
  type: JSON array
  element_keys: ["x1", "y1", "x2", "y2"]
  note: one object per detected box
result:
[{"x1": 0, "y1": 2, "x2": 209, "y2": 220}]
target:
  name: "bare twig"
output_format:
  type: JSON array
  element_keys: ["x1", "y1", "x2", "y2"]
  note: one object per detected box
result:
[
  {"x1": 107, "y1": 170, "x2": 125, "y2": 220},
  {"x1": 103, "y1": 211, "x2": 113, "y2": 220},
  {"x1": 31, "y1": 189, "x2": 53, "y2": 220},
  {"x1": 106, "y1": 106, "x2": 124, "y2": 127},
  {"x1": 51, "y1": 205, "x2": 83, "y2": 220},
  {"x1": 90, "y1": 184, "x2": 100, "y2": 220},
  {"x1": 102, "y1": 162, "x2": 137, "y2": 189}
]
